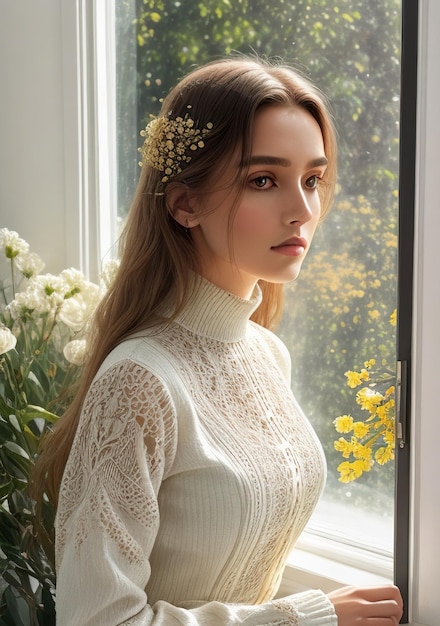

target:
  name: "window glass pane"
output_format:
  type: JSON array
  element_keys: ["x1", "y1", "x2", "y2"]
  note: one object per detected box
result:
[{"x1": 115, "y1": 0, "x2": 401, "y2": 561}]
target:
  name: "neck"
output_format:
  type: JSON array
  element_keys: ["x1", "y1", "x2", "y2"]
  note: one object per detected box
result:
[
  {"x1": 195, "y1": 265, "x2": 258, "y2": 301},
  {"x1": 173, "y1": 273, "x2": 263, "y2": 342}
]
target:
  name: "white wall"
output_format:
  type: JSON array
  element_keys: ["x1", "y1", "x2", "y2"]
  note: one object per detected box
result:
[
  {"x1": 0, "y1": 1, "x2": 438, "y2": 624},
  {"x1": 0, "y1": 1, "x2": 67, "y2": 273},
  {"x1": 411, "y1": 1, "x2": 440, "y2": 624}
]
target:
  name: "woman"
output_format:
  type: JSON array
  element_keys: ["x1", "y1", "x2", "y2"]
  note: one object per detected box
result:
[{"x1": 35, "y1": 57, "x2": 403, "y2": 625}]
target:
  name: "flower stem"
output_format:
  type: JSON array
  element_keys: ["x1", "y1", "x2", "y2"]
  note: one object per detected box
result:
[{"x1": 10, "y1": 258, "x2": 16, "y2": 299}]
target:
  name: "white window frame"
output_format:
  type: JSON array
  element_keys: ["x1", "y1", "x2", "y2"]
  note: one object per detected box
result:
[
  {"x1": 61, "y1": 0, "x2": 117, "y2": 280},
  {"x1": 61, "y1": 1, "x2": 440, "y2": 623}
]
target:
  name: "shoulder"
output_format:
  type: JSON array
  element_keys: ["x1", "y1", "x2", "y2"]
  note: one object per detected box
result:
[
  {"x1": 80, "y1": 342, "x2": 180, "y2": 472},
  {"x1": 96, "y1": 332, "x2": 158, "y2": 365},
  {"x1": 92, "y1": 334, "x2": 189, "y2": 411},
  {"x1": 95, "y1": 334, "x2": 175, "y2": 382},
  {"x1": 249, "y1": 322, "x2": 291, "y2": 383}
]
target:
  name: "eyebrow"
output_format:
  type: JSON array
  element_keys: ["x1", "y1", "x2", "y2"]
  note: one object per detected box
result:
[{"x1": 246, "y1": 155, "x2": 328, "y2": 168}]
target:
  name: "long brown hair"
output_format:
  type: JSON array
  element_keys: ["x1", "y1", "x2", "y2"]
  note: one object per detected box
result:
[{"x1": 32, "y1": 56, "x2": 337, "y2": 507}]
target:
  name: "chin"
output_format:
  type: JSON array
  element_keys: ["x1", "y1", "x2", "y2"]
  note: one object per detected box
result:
[
  {"x1": 261, "y1": 274, "x2": 301, "y2": 286},
  {"x1": 271, "y1": 267, "x2": 303, "y2": 284}
]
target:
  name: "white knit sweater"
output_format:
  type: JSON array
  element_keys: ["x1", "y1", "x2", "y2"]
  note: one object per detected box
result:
[{"x1": 55, "y1": 275, "x2": 337, "y2": 625}]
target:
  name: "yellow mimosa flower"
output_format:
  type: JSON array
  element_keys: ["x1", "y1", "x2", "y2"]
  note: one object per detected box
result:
[{"x1": 333, "y1": 415, "x2": 354, "y2": 433}]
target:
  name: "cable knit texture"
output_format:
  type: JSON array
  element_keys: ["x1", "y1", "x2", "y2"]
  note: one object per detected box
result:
[{"x1": 55, "y1": 275, "x2": 337, "y2": 625}]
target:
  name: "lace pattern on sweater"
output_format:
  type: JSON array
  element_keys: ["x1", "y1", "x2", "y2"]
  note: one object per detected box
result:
[
  {"x1": 151, "y1": 324, "x2": 325, "y2": 604},
  {"x1": 55, "y1": 360, "x2": 177, "y2": 568},
  {"x1": 272, "y1": 595, "x2": 336, "y2": 625},
  {"x1": 271, "y1": 600, "x2": 300, "y2": 626}
]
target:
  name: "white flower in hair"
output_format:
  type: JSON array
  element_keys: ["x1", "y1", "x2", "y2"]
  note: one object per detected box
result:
[{"x1": 138, "y1": 112, "x2": 213, "y2": 182}]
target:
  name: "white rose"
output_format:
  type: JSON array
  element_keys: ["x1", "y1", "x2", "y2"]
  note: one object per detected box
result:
[
  {"x1": 0, "y1": 327, "x2": 17, "y2": 355},
  {"x1": 63, "y1": 339, "x2": 87, "y2": 366},
  {"x1": 58, "y1": 298, "x2": 87, "y2": 332}
]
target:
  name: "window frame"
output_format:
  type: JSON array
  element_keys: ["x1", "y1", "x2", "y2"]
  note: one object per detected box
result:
[
  {"x1": 61, "y1": 0, "x2": 117, "y2": 279},
  {"x1": 394, "y1": 0, "x2": 419, "y2": 622}
]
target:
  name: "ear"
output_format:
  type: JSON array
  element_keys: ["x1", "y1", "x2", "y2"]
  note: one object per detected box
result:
[{"x1": 165, "y1": 183, "x2": 200, "y2": 229}]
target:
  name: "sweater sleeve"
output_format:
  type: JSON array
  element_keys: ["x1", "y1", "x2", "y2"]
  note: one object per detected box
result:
[{"x1": 55, "y1": 359, "x2": 336, "y2": 626}]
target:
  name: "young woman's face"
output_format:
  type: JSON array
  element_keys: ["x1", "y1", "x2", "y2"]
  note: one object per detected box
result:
[{"x1": 190, "y1": 105, "x2": 328, "y2": 299}]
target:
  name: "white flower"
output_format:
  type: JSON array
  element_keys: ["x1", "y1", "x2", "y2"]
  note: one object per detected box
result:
[
  {"x1": 58, "y1": 298, "x2": 87, "y2": 332},
  {"x1": 7, "y1": 274, "x2": 65, "y2": 320},
  {"x1": 58, "y1": 270, "x2": 100, "y2": 331},
  {"x1": 15, "y1": 251, "x2": 45, "y2": 279},
  {"x1": 0, "y1": 228, "x2": 29, "y2": 259},
  {"x1": 60, "y1": 268, "x2": 100, "y2": 307},
  {"x1": 7, "y1": 289, "x2": 44, "y2": 319},
  {"x1": 60, "y1": 268, "x2": 88, "y2": 294},
  {"x1": 100, "y1": 259, "x2": 120, "y2": 290},
  {"x1": 63, "y1": 339, "x2": 87, "y2": 366},
  {"x1": 79, "y1": 281, "x2": 100, "y2": 311},
  {"x1": 0, "y1": 326, "x2": 17, "y2": 355}
]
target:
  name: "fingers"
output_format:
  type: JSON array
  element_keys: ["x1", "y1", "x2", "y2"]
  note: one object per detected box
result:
[
  {"x1": 361, "y1": 599, "x2": 402, "y2": 619},
  {"x1": 328, "y1": 585, "x2": 403, "y2": 626},
  {"x1": 360, "y1": 584, "x2": 403, "y2": 605},
  {"x1": 361, "y1": 585, "x2": 403, "y2": 619}
]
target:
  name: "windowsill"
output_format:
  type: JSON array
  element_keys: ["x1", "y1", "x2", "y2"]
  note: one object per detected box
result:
[
  {"x1": 279, "y1": 560, "x2": 426, "y2": 626},
  {"x1": 278, "y1": 533, "x2": 426, "y2": 626},
  {"x1": 278, "y1": 542, "x2": 392, "y2": 598},
  {"x1": 278, "y1": 522, "x2": 393, "y2": 596},
  {"x1": 277, "y1": 495, "x2": 395, "y2": 595}
]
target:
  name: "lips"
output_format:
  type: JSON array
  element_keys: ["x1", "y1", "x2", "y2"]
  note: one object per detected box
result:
[{"x1": 271, "y1": 236, "x2": 308, "y2": 250}]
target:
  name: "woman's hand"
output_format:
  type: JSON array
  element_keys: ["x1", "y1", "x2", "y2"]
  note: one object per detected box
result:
[{"x1": 327, "y1": 585, "x2": 403, "y2": 625}]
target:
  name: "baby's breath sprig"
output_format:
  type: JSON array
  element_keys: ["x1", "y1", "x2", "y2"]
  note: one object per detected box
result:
[{"x1": 138, "y1": 112, "x2": 214, "y2": 183}]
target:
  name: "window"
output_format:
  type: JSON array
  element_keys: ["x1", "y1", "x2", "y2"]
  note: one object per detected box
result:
[{"x1": 99, "y1": 0, "x2": 412, "y2": 616}]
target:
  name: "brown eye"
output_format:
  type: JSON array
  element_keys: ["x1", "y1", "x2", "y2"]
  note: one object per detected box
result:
[
  {"x1": 305, "y1": 175, "x2": 320, "y2": 189},
  {"x1": 251, "y1": 176, "x2": 274, "y2": 189}
]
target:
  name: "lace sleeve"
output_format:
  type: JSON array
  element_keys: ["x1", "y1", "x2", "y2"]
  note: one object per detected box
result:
[
  {"x1": 55, "y1": 359, "x2": 335, "y2": 626},
  {"x1": 55, "y1": 359, "x2": 178, "y2": 624}
]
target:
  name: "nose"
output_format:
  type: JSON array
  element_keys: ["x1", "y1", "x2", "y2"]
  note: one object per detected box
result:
[{"x1": 285, "y1": 185, "x2": 316, "y2": 225}]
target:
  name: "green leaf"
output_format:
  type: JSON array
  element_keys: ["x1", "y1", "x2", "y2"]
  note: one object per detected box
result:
[
  {"x1": 0, "y1": 447, "x2": 31, "y2": 480},
  {"x1": 2, "y1": 586, "x2": 28, "y2": 626},
  {"x1": 2, "y1": 442, "x2": 30, "y2": 460},
  {"x1": 0, "y1": 479, "x2": 14, "y2": 501},
  {"x1": 18, "y1": 405, "x2": 58, "y2": 425},
  {"x1": 7, "y1": 413, "x2": 21, "y2": 433},
  {"x1": 0, "y1": 418, "x2": 15, "y2": 440},
  {"x1": 0, "y1": 395, "x2": 15, "y2": 418}
]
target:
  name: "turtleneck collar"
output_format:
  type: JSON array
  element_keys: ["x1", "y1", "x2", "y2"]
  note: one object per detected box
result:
[{"x1": 173, "y1": 273, "x2": 262, "y2": 342}]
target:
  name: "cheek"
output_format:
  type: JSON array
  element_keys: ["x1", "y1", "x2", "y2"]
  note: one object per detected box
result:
[
  {"x1": 233, "y1": 202, "x2": 271, "y2": 241},
  {"x1": 310, "y1": 206, "x2": 322, "y2": 233}
]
